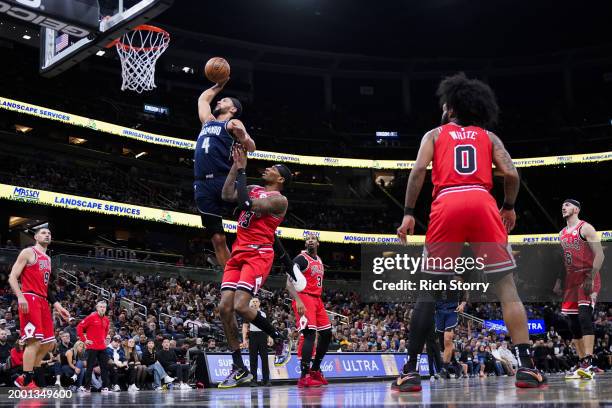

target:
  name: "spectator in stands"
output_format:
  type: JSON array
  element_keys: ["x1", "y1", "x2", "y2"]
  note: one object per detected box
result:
[
  {"x1": 0, "y1": 320, "x2": 8, "y2": 337},
  {"x1": 0, "y1": 329, "x2": 10, "y2": 362},
  {"x1": 123, "y1": 337, "x2": 146, "y2": 391},
  {"x1": 66, "y1": 318, "x2": 79, "y2": 343},
  {"x1": 491, "y1": 343, "x2": 513, "y2": 376},
  {"x1": 3, "y1": 312, "x2": 16, "y2": 333},
  {"x1": 498, "y1": 341, "x2": 518, "y2": 371},
  {"x1": 55, "y1": 331, "x2": 73, "y2": 386},
  {"x1": 157, "y1": 338, "x2": 191, "y2": 390},
  {"x1": 106, "y1": 335, "x2": 128, "y2": 391},
  {"x1": 62, "y1": 341, "x2": 86, "y2": 389},
  {"x1": 141, "y1": 339, "x2": 174, "y2": 390},
  {"x1": 206, "y1": 339, "x2": 219, "y2": 353},
  {"x1": 546, "y1": 326, "x2": 559, "y2": 342},
  {"x1": 9, "y1": 339, "x2": 25, "y2": 379}
]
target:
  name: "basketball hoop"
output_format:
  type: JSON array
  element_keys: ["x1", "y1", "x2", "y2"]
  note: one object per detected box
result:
[{"x1": 110, "y1": 25, "x2": 170, "y2": 93}]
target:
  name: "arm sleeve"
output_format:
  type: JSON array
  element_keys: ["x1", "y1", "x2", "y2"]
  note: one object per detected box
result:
[
  {"x1": 236, "y1": 169, "x2": 252, "y2": 211},
  {"x1": 293, "y1": 255, "x2": 309, "y2": 272},
  {"x1": 273, "y1": 236, "x2": 293, "y2": 270}
]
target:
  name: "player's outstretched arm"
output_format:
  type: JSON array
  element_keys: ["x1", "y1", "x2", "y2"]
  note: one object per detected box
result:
[
  {"x1": 227, "y1": 119, "x2": 256, "y2": 152},
  {"x1": 582, "y1": 223, "x2": 605, "y2": 294},
  {"x1": 198, "y1": 79, "x2": 229, "y2": 124}
]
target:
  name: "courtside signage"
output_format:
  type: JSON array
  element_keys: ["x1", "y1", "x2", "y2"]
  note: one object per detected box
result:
[{"x1": 1, "y1": 184, "x2": 610, "y2": 245}]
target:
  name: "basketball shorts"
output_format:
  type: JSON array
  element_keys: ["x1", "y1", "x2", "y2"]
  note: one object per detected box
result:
[
  {"x1": 221, "y1": 246, "x2": 274, "y2": 295},
  {"x1": 435, "y1": 302, "x2": 459, "y2": 332},
  {"x1": 423, "y1": 186, "x2": 515, "y2": 275},
  {"x1": 194, "y1": 176, "x2": 232, "y2": 236},
  {"x1": 19, "y1": 292, "x2": 55, "y2": 344},
  {"x1": 561, "y1": 270, "x2": 601, "y2": 314},
  {"x1": 292, "y1": 293, "x2": 330, "y2": 332}
]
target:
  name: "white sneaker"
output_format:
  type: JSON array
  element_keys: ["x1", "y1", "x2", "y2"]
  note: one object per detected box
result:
[
  {"x1": 128, "y1": 384, "x2": 139, "y2": 392},
  {"x1": 179, "y1": 383, "x2": 191, "y2": 390},
  {"x1": 71, "y1": 374, "x2": 78, "y2": 381},
  {"x1": 101, "y1": 387, "x2": 110, "y2": 393},
  {"x1": 153, "y1": 386, "x2": 163, "y2": 391},
  {"x1": 163, "y1": 375, "x2": 175, "y2": 384},
  {"x1": 112, "y1": 384, "x2": 121, "y2": 392},
  {"x1": 78, "y1": 386, "x2": 90, "y2": 393}
]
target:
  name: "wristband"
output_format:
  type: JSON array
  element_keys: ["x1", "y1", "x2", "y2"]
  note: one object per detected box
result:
[
  {"x1": 404, "y1": 207, "x2": 415, "y2": 216},
  {"x1": 502, "y1": 202, "x2": 515, "y2": 210}
]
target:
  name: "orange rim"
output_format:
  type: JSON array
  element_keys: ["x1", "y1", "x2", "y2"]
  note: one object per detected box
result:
[{"x1": 106, "y1": 25, "x2": 170, "y2": 51}]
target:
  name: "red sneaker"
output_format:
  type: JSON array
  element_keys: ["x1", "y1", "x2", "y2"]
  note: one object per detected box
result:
[
  {"x1": 14, "y1": 375, "x2": 25, "y2": 388},
  {"x1": 297, "y1": 374, "x2": 324, "y2": 388},
  {"x1": 309, "y1": 370, "x2": 328, "y2": 385},
  {"x1": 15, "y1": 376, "x2": 39, "y2": 390}
]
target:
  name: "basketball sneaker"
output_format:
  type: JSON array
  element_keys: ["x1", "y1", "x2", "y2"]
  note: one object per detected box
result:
[
  {"x1": 515, "y1": 367, "x2": 547, "y2": 388},
  {"x1": 310, "y1": 370, "x2": 328, "y2": 385},
  {"x1": 217, "y1": 364, "x2": 252, "y2": 388},
  {"x1": 297, "y1": 374, "x2": 324, "y2": 388},
  {"x1": 14, "y1": 375, "x2": 38, "y2": 389},
  {"x1": 391, "y1": 371, "x2": 422, "y2": 392},
  {"x1": 274, "y1": 336, "x2": 294, "y2": 367}
]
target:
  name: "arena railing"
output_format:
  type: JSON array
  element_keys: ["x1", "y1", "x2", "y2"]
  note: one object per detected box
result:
[{"x1": 2, "y1": 96, "x2": 611, "y2": 170}]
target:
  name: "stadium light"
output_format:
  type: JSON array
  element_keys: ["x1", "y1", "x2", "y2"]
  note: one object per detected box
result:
[
  {"x1": 96, "y1": 50, "x2": 106, "y2": 57},
  {"x1": 135, "y1": 151, "x2": 148, "y2": 158},
  {"x1": 22, "y1": 34, "x2": 31, "y2": 40},
  {"x1": 15, "y1": 124, "x2": 33, "y2": 133}
]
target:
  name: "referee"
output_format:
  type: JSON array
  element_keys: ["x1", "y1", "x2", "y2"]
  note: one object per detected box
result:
[{"x1": 241, "y1": 298, "x2": 272, "y2": 386}]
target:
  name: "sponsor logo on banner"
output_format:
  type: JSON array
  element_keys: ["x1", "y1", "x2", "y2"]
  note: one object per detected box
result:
[
  {"x1": 206, "y1": 353, "x2": 403, "y2": 383},
  {"x1": 485, "y1": 319, "x2": 545, "y2": 335},
  {"x1": 159, "y1": 211, "x2": 173, "y2": 224},
  {"x1": 12, "y1": 187, "x2": 40, "y2": 202}
]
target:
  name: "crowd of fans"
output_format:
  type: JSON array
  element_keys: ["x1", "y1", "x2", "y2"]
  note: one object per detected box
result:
[{"x1": 1, "y1": 260, "x2": 612, "y2": 390}]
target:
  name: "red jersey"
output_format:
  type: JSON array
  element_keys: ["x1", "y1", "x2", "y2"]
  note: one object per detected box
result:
[
  {"x1": 431, "y1": 123, "x2": 494, "y2": 199},
  {"x1": 21, "y1": 247, "x2": 51, "y2": 298},
  {"x1": 234, "y1": 186, "x2": 284, "y2": 249},
  {"x1": 560, "y1": 221, "x2": 594, "y2": 274},
  {"x1": 298, "y1": 251, "x2": 324, "y2": 297}
]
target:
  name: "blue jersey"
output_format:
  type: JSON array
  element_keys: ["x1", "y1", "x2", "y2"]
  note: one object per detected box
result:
[{"x1": 194, "y1": 120, "x2": 234, "y2": 179}]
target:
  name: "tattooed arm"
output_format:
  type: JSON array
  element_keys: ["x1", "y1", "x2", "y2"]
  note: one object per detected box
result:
[{"x1": 489, "y1": 132, "x2": 520, "y2": 232}]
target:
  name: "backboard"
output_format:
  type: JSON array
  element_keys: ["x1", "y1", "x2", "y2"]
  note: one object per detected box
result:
[{"x1": 36, "y1": 0, "x2": 173, "y2": 77}]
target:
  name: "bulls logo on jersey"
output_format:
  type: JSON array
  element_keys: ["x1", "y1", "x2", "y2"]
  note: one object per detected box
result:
[
  {"x1": 309, "y1": 264, "x2": 323, "y2": 277},
  {"x1": 38, "y1": 259, "x2": 50, "y2": 271}
]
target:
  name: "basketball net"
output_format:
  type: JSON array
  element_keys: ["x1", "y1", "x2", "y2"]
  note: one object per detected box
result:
[{"x1": 112, "y1": 25, "x2": 170, "y2": 93}]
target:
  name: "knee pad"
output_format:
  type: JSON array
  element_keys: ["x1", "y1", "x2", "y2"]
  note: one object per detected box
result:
[{"x1": 578, "y1": 305, "x2": 594, "y2": 336}]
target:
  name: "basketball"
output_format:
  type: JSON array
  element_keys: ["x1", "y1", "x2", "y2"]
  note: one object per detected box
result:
[{"x1": 204, "y1": 57, "x2": 230, "y2": 83}]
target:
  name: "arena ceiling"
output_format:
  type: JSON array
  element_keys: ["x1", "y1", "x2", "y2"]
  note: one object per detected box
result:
[{"x1": 157, "y1": 0, "x2": 612, "y2": 59}]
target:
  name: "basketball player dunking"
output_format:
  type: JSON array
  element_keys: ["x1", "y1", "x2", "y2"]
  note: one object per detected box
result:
[
  {"x1": 195, "y1": 78, "x2": 256, "y2": 268},
  {"x1": 393, "y1": 73, "x2": 546, "y2": 392},
  {"x1": 286, "y1": 233, "x2": 331, "y2": 388},
  {"x1": 555, "y1": 199, "x2": 604, "y2": 380},
  {"x1": 217, "y1": 146, "x2": 294, "y2": 388},
  {"x1": 8, "y1": 228, "x2": 70, "y2": 389}
]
